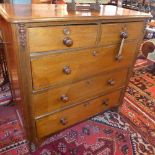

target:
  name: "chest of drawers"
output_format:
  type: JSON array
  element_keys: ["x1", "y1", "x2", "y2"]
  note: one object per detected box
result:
[{"x1": 0, "y1": 4, "x2": 151, "y2": 148}]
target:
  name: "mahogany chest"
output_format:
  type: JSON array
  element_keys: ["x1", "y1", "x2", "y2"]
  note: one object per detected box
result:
[{"x1": 0, "y1": 4, "x2": 151, "y2": 148}]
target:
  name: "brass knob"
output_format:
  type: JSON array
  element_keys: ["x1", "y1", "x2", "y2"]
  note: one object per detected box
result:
[
  {"x1": 120, "y1": 32, "x2": 128, "y2": 39},
  {"x1": 63, "y1": 28, "x2": 70, "y2": 35},
  {"x1": 102, "y1": 99, "x2": 109, "y2": 106},
  {"x1": 108, "y1": 79, "x2": 115, "y2": 86},
  {"x1": 92, "y1": 51, "x2": 97, "y2": 56},
  {"x1": 60, "y1": 117, "x2": 68, "y2": 125},
  {"x1": 63, "y1": 66, "x2": 72, "y2": 75},
  {"x1": 63, "y1": 37, "x2": 73, "y2": 47},
  {"x1": 60, "y1": 94, "x2": 69, "y2": 103}
]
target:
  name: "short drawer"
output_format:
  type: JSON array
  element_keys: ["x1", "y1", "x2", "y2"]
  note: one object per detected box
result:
[
  {"x1": 32, "y1": 68, "x2": 128, "y2": 117},
  {"x1": 100, "y1": 22, "x2": 144, "y2": 45},
  {"x1": 31, "y1": 42, "x2": 137, "y2": 90},
  {"x1": 28, "y1": 25, "x2": 98, "y2": 53},
  {"x1": 35, "y1": 89, "x2": 121, "y2": 139}
]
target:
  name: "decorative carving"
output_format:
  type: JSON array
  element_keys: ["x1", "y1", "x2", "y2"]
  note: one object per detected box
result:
[{"x1": 18, "y1": 23, "x2": 26, "y2": 50}]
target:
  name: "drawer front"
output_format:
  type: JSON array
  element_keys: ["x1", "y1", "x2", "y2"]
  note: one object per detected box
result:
[
  {"x1": 35, "y1": 89, "x2": 121, "y2": 139},
  {"x1": 31, "y1": 42, "x2": 137, "y2": 90},
  {"x1": 32, "y1": 68, "x2": 128, "y2": 117},
  {"x1": 100, "y1": 22, "x2": 144, "y2": 45},
  {"x1": 28, "y1": 25, "x2": 98, "y2": 53}
]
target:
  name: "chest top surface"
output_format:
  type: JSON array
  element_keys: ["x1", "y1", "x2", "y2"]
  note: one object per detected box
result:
[{"x1": 0, "y1": 4, "x2": 152, "y2": 23}]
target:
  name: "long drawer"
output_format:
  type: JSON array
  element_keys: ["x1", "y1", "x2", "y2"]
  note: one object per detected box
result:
[
  {"x1": 32, "y1": 68, "x2": 128, "y2": 117},
  {"x1": 100, "y1": 22, "x2": 144, "y2": 46},
  {"x1": 28, "y1": 25, "x2": 98, "y2": 53},
  {"x1": 31, "y1": 42, "x2": 137, "y2": 90},
  {"x1": 35, "y1": 89, "x2": 121, "y2": 139}
]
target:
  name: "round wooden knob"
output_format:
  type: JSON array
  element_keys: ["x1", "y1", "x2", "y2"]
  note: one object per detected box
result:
[
  {"x1": 120, "y1": 32, "x2": 128, "y2": 39},
  {"x1": 102, "y1": 99, "x2": 109, "y2": 106},
  {"x1": 63, "y1": 66, "x2": 72, "y2": 74},
  {"x1": 63, "y1": 37, "x2": 73, "y2": 47},
  {"x1": 60, "y1": 94, "x2": 69, "y2": 102},
  {"x1": 108, "y1": 79, "x2": 115, "y2": 86},
  {"x1": 60, "y1": 117, "x2": 68, "y2": 125}
]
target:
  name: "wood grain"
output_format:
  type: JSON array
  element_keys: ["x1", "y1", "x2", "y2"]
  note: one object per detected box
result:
[
  {"x1": 31, "y1": 42, "x2": 137, "y2": 90},
  {"x1": 35, "y1": 89, "x2": 121, "y2": 139},
  {"x1": 0, "y1": 4, "x2": 151, "y2": 23},
  {"x1": 32, "y1": 68, "x2": 128, "y2": 117},
  {"x1": 28, "y1": 25, "x2": 98, "y2": 52},
  {"x1": 100, "y1": 22, "x2": 144, "y2": 45}
]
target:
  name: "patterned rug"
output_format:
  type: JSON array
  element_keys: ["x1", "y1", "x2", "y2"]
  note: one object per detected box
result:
[
  {"x1": 32, "y1": 110, "x2": 155, "y2": 155},
  {"x1": 119, "y1": 59, "x2": 155, "y2": 146},
  {"x1": 0, "y1": 106, "x2": 29, "y2": 155},
  {"x1": 0, "y1": 83, "x2": 12, "y2": 106},
  {"x1": 0, "y1": 59, "x2": 155, "y2": 155}
]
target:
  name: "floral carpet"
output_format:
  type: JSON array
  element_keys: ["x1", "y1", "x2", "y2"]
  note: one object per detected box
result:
[{"x1": 0, "y1": 59, "x2": 155, "y2": 155}]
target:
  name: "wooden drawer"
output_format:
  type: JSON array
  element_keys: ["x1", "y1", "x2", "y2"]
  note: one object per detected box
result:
[
  {"x1": 31, "y1": 42, "x2": 137, "y2": 90},
  {"x1": 28, "y1": 25, "x2": 98, "y2": 53},
  {"x1": 100, "y1": 22, "x2": 144, "y2": 45},
  {"x1": 35, "y1": 89, "x2": 121, "y2": 139},
  {"x1": 32, "y1": 68, "x2": 128, "y2": 117}
]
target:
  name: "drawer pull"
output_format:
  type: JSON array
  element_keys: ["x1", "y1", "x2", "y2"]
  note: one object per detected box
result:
[
  {"x1": 116, "y1": 32, "x2": 128, "y2": 61},
  {"x1": 63, "y1": 37, "x2": 73, "y2": 47},
  {"x1": 63, "y1": 28, "x2": 70, "y2": 35},
  {"x1": 102, "y1": 99, "x2": 109, "y2": 106},
  {"x1": 60, "y1": 117, "x2": 68, "y2": 125},
  {"x1": 63, "y1": 66, "x2": 72, "y2": 75},
  {"x1": 60, "y1": 94, "x2": 69, "y2": 102},
  {"x1": 108, "y1": 79, "x2": 115, "y2": 86},
  {"x1": 92, "y1": 51, "x2": 97, "y2": 56}
]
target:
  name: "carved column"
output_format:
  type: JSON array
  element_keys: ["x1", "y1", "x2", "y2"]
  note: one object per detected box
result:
[{"x1": 18, "y1": 23, "x2": 26, "y2": 51}]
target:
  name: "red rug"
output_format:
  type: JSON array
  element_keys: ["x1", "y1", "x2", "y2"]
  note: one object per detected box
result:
[
  {"x1": 119, "y1": 59, "x2": 155, "y2": 146},
  {"x1": 32, "y1": 110, "x2": 155, "y2": 155},
  {"x1": 0, "y1": 108, "x2": 154, "y2": 155},
  {"x1": 0, "y1": 106, "x2": 29, "y2": 155}
]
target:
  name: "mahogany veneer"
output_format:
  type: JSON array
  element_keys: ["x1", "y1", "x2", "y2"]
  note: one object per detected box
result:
[{"x1": 0, "y1": 4, "x2": 151, "y2": 149}]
